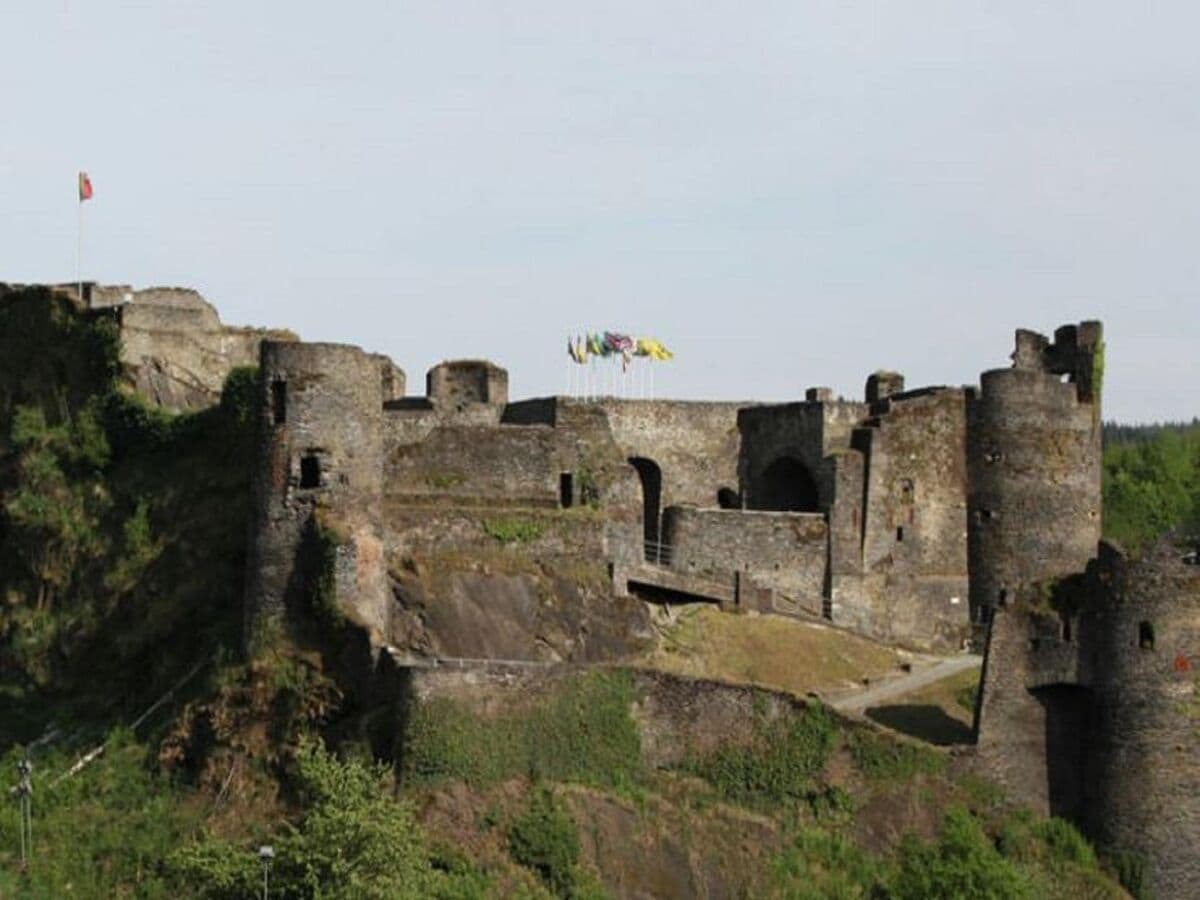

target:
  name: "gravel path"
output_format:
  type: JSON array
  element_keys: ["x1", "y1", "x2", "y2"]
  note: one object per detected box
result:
[{"x1": 829, "y1": 654, "x2": 982, "y2": 713}]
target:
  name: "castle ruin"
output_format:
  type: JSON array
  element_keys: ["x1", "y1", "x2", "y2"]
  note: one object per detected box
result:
[{"x1": 38, "y1": 283, "x2": 1199, "y2": 898}]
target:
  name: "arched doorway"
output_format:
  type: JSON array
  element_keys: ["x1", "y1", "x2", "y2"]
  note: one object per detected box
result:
[
  {"x1": 756, "y1": 456, "x2": 819, "y2": 512},
  {"x1": 628, "y1": 457, "x2": 662, "y2": 560}
]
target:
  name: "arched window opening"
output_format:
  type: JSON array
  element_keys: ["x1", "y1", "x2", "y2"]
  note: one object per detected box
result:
[
  {"x1": 755, "y1": 457, "x2": 819, "y2": 512},
  {"x1": 1138, "y1": 621, "x2": 1155, "y2": 651},
  {"x1": 899, "y1": 478, "x2": 915, "y2": 504},
  {"x1": 628, "y1": 457, "x2": 663, "y2": 560},
  {"x1": 716, "y1": 487, "x2": 740, "y2": 509}
]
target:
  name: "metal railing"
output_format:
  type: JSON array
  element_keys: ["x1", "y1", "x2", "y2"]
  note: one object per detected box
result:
[{"x1": 643, "y1": 539, "x2": 673, "y2": 566}]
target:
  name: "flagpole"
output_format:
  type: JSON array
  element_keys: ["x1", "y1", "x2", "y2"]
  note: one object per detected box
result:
[{"x1": 76, "y1": 196, "x2": 83, "y2": 303}]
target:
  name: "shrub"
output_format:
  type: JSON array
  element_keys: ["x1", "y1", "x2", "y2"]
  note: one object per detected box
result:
[
  {"x1": 768, "y1": 827, "x2": 883, "y2": 899},
  {"x1": 170, "y1": 737, "x2": 486, "y2": 899},
  {"x1": 508, "y1": 789, "x2": 582, "y2": 898},
  {"x1": 684, "y1": 701, "x2": 836, "y2": 808},
  {"x1": 890, "y1": 807, "x2": 1032, "y2": 900}
]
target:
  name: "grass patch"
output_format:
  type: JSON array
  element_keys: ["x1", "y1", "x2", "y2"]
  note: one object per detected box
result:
[
  {"x1": 483, "y1": 516, "x2": 546, "y2": 544},
  {"x1": 681, "y1": 701, "x2": 837, "y2": 809},
  {"x1": 402, "y1": 670, "x2": 642, "y2": 792},
  {"x1": 848, "y1": 728, "x2": 945, "y2": 781},
  {"x1": 644, "y1": 605, "x2": 903, "y2": 697}
]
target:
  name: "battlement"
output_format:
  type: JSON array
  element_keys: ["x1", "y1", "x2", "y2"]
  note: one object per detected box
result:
[{"x1": 426, "y1": 359, "x2": 509, "y2": 410}]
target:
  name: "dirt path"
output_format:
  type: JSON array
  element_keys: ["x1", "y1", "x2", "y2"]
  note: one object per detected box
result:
[{"x1": 828, "y1": 654, "x2": 982, "y2": 713}]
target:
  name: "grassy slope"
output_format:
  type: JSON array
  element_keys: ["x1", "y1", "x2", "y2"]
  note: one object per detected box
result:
[
  {"x1": 402, "y1": 668, "x2": 1129, "y2": 900},
  {"x1": 642, "y1": 604, "x2": 907, "y2": 696}
]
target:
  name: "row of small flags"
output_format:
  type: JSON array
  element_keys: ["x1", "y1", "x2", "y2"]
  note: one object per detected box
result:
[{"x1": 567, "y1": 333, "x2": 674, "y2": 369}]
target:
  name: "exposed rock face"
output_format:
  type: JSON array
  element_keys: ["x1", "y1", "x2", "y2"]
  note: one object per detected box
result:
[
  {"x1": 115, "y1": 288, "x2": 297, "y2": 410},
  {"x1": 51, "y1": 283, "x2": 296, "y2": 410}
]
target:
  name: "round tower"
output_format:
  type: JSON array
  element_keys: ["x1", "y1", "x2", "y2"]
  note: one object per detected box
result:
[
  {"x1": 244, "y1": 341, "x2": 387, "y2": 646},
  {"x1": 967, "y1": 324, "x2": 1103, "y2": 622},
  {"x1": 968, "y1": 323, "x2": 1104, "y2": 811},
  {"x1": 1086, "y1": 542, "x2": 1200, "y2": 900}
]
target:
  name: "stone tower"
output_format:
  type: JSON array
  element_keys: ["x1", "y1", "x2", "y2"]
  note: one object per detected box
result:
[
  {"x1": 244, "y1": 341, "x2": 388, "y2": 646},
  {"x1": 1084, "y1": 542, "x2": 1200, "y2": 899},
  {"x1": 968, "y1": 322, "x2": 1103, "y2": 812},
  {"x1": 967, "y1": 322, "x2": 1104, "y2": 623}
]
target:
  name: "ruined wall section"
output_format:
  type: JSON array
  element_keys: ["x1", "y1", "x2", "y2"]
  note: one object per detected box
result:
[
  {"x1": 837, "y1": 389, "x2": 971, "y2": 651},
  {"x1": 380, "y1": 395, "x2": 649, "y2": 663},
  {"x1": 737, "y1": 398, "x2": 867, "y2": 513},
  {"x1": 104, "y1": 286, "x2": 297, "y2": 410},
  {"x1": 426, "y1": 359, "x2": 508, "y2": 411},
  {"x1": 1084, "y1": 543, "x2": 1200, "y2": 900},
  {"x1": 661, "y1": 506, "x2": 828, "y2": 616},
  {"x1": 244, "y1": 341, "x2": 388, "y2": 645},
  {"x1": 595, "y1": 399, "x2": 744, "y2": 510}
]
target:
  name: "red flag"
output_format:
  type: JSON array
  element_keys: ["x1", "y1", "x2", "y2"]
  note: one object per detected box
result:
[{"x1": 78, "y1": 171, "x2": 93, "y2": 202}]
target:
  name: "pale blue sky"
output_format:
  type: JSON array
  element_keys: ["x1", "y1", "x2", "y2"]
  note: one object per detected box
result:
[{"x1": 2, "y1": 2, "x2": 1197, "y2": 421}]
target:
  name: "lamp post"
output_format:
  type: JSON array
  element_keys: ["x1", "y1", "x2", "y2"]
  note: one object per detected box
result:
[
  {"x1": 15, "y1": 757, "x2": 32, "y2": 869},
  {"x1": 258, "y1": 845, "x2": 274, "y2": 899}
]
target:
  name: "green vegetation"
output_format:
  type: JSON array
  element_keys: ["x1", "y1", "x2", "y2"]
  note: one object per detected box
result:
[
  {"x1": 890, "y1": 807, "x2": 1033, "y2": 899},
  {"x1": 170, "y1": 737, "x2": 486, "y2": 900},
  {"x1": 1103, "y1": 420, "x2": 1200, "y2": 549},
  {"x1": 573, "y1": 464, "x2": 600, "y2": 508},
  {"x1": 767, "y1": 807, "x2": 1122, "y2": 900},
  {"x1": 483, "y1": 516, "x2": 546, "y2": 544},
  {"x1": 0, "y1": 730, "x2": 199, "y2": 898},
  {"x1": 403, "y1": 670, "x2": 642, "y2": 791},
  {"x1": 683, "y1": 703, "x2": 837, "y2": 809},
  {"x1": 0, "y1": 287, "x2": 259, "y2": 740},
  {"x1": 507, "y1": 789, "x2": 607, "y2": 899},
  {"x1": 847, "y1": 728, "x2": 944, "y2": 782},
  {"x1": 1107, "y1": 849, "x2": 1154, "y2": 900},
  {"x1": 425, "y1": 470, "x2": 466, "y2": 490}
]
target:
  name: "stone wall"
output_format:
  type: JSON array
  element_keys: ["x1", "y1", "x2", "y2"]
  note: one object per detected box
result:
[
  {"x1": 834, "y1": 388, "x2": 972, "y2": 651},
  {"x1": 386, "y1": 424, "x2": 564, "y2": 508},
  {"x1": 591, "y1": 399, "x2": 744, "y2": 510},
  {"x1": 661, "y1": 506, "x2": 828, "y2": 616},
  {"x1": 404, "y1": 665, "x2": 849, "y2": 771},
  {"x1": 737, "y1": 399, "x2": 867, "y2": 512}
]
